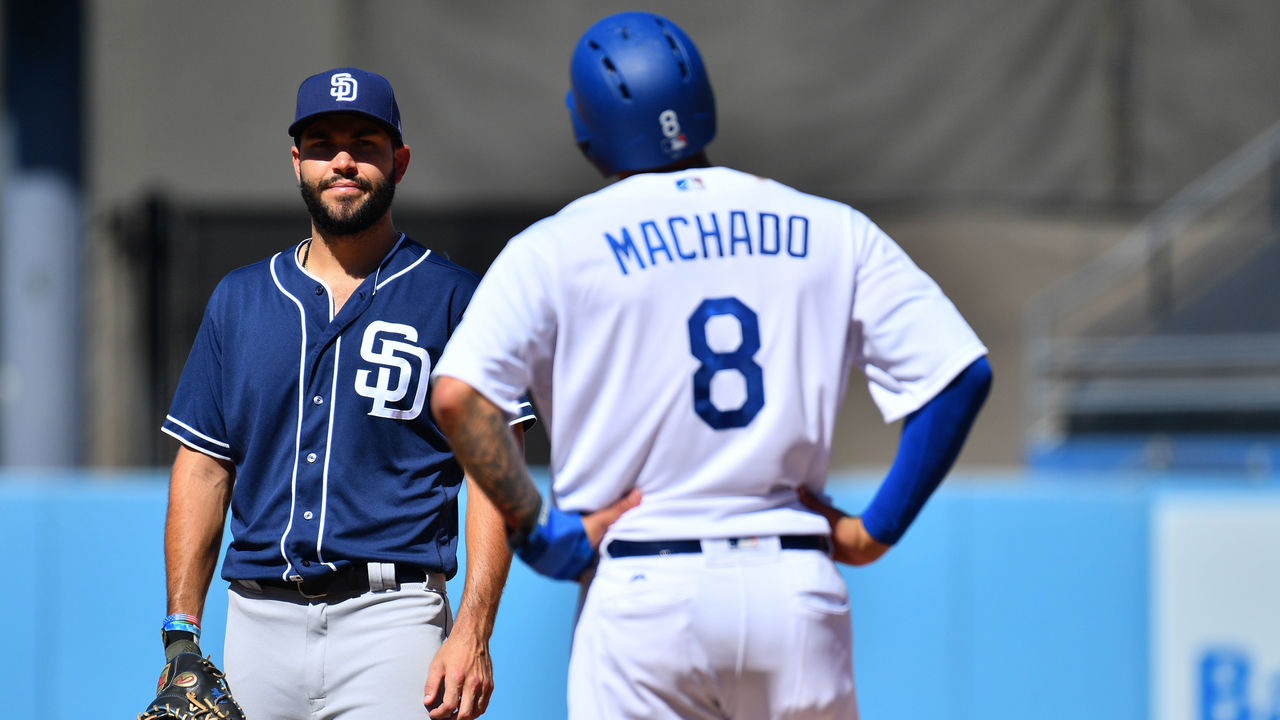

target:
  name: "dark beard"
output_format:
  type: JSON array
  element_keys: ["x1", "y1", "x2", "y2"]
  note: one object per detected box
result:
[{"x1": 300, "y1": 172, "x2": 396, "y2": 236}]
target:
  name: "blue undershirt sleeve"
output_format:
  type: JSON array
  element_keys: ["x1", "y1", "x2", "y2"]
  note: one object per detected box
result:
[{"x1": 860, "y1": 356, "x2": 993, "y2": 545}]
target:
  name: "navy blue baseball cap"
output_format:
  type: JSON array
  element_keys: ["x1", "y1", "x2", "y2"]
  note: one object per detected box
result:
[{"x1": 288, "y1": 67, "x2": 403, "y2": 141}]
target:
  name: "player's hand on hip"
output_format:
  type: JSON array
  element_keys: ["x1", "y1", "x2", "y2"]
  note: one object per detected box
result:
[
  {"x1": 424, "y1": 628, "x2": 493, "y2": 720},
  {"x1": 513, "y1": 489, "x2": 641, "y2": 580},
  {"x1": 797, "y1": 487, "x2": 891, "y2": 566},
  {"x1": 582, "y1": 488, "x2": 642, "y2": 548}
]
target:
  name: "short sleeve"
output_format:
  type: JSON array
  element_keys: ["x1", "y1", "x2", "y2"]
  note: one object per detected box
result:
[
  {"x1": 162, "y1": 283, "x2": 233, "y2": 460},
  {"x1": 851, "y1": 218, "x2": 988, "y2": 423},
  {"x1": 434, "y1": 228, "x2": 557, "y2": 422}
]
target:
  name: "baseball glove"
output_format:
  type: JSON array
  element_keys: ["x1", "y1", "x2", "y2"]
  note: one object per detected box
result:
[{"x1": 138, "y1": 651, "x2": 247, "y2": 720}]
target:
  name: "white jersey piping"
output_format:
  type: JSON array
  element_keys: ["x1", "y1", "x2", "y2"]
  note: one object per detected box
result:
[
  {"x1": 163, "y1": 415, "x2": 231, "y2": 449},
  {"x1": 269, "y1": 251, "x2": 309, "y2": 582}
]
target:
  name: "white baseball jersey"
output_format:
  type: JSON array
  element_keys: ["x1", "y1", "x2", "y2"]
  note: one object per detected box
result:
[{"x1": 434, "y1": 166, "x2": 986, "y2": 542}]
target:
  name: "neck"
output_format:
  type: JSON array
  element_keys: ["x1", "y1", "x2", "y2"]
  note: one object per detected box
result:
[
  {"x1": 616, "y1": 152, "x2": 712, "y2": 180},
  {"x1": 306, "y1": 216, "x2": 400, "y2": 279}
]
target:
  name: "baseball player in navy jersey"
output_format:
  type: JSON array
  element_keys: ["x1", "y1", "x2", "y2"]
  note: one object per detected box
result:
[
  {"x1": 431, "y1": 12, "x2": 992, "y2": 720},
  {"x1": 156, "y1": 67, "x2": 639, "y2": 720}
]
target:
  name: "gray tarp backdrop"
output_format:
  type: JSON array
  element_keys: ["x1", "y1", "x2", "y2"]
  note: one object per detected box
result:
[
  {"x1": 67, "y1": 1, "x2": 1280, "y2": 467},
  {"x1": 89, "y1": 1, "x2": 1279, "y2": 208}
]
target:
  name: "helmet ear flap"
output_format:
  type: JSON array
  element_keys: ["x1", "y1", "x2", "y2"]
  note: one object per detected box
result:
[
  {"x1": 565, "y1": 91, "x2": 590, "y2": 147},
  {"x1": 568, "y1": 89, "x2": 611, "y2": 176}
]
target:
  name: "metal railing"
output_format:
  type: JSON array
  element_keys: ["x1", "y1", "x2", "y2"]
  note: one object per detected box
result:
[{"x1": 1024, "y1": 121, "x2": 1280, "y2": 445}]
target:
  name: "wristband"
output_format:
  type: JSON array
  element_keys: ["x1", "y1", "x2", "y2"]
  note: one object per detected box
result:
[
  {"x1": 162, "y1": 613, "x2": 202, "y2": 640},
  {"x1": 510, "y1": 500, "x2": 595, "y2": 581}
]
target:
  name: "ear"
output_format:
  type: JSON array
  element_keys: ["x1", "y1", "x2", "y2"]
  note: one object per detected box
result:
[
  {"x1": 393, "y1": 144, "x2": 411, "y2": 184},
  {"x1": 291, "y1": 145, "x2": 302, "y2": 184}
]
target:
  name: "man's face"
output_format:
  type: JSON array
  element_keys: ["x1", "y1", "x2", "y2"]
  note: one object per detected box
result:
[{"x1": 292, "y1": 114, "x2": 408, "y2": 236}]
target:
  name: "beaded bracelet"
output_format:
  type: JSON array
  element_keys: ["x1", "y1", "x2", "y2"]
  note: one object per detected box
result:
[{"x1": 162, "y1": 613, "x2": 202, "y2": 639}]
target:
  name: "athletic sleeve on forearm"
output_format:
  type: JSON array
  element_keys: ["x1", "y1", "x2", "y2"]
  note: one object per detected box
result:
[{"x1": 860, "y1": 356, "x2": 992, "y2": 545}]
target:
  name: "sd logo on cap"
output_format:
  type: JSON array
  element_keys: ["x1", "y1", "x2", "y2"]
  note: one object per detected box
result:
[{"x1": 288, "y1": 67, "x2": 402, "y2": 142}]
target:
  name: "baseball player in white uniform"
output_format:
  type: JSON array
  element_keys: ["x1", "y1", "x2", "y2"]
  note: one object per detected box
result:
[{"x1": 432, "y1": 11, "x2": 992, "y2": 720}]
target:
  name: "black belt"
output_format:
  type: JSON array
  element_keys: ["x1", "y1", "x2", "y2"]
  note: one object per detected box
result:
[
  {"x1": 606, "y1": 535, "x2": 830, "y2": 558},
  {"x1": 253, "y1": 564, "x2": 428, "y2": 598}
]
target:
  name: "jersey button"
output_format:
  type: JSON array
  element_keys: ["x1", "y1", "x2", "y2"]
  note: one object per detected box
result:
[
  {"x1": 301, "y1": 561, "x2": 310, "y2": 567},
  {"x1": 312, "y1": 395, "x2": 324, "y2": 405},
  {"x1": 306, "y1": 452, "x2": 318, "y2": 463},
  {"x1": 303, "y1": 511, "x2": 313, "y2": 520},
  {"x1": 314, "y1": 286, "x2": 323, "y2": 296}
]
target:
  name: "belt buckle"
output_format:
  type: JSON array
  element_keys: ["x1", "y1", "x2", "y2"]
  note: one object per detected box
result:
[
  {"x1": 287, "y1": 573, "x2": 331, "y2": 599},
  {"x1": 292, "y1": 577, "x2": 328, "y2": 599},
  {"x1": 727, "y1": 537, "x2": 760, "y2": 550}
]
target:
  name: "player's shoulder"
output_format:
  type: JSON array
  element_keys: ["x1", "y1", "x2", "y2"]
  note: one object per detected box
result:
[
  {"x1": 486, "y1": 207, "x2": 580, "y2": 263},
  {"x1": 398, "y1": 236, "x2": 482, "y2": 288},
  {"x1": 738, "y1": 171, "x2": 883, "y2": 237},
  {"x1": 420, "y1": 251, "x2": 481, "y2": 287},
  {"x1": 189, "y1": 247, "x2": 300, "y2": 323},
  {"x1": 734, "y1": 169, "x2": 863, "y2": 213},
  {"x1": 211, "y1": 247, "x2": 295, "y2": 294}
]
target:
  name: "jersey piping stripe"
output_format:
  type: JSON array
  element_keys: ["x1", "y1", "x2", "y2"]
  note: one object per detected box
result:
[
  {"x1": 161, "y1": 427, "x2": 233, "y2": 462},
  {"x1": 315, "y1": 334, "x2": 342, "y2": 573},
  {"x1": 512, "y1": 401, "x2": 536, "y2": 426},
  {"x1": 163, "y1": 415, "x2": 232, "y2": 448},
  {"x1": 269, "y1": 252, "x2": 309, "y2": 582},
  {"x1": 370, "y1": 233, "x2": 405, "y2": 292},
  {"x1": 374, "y1": 235, "x2": 424, "y2": 291},
  {"x1": 310, "y1": 240, "x2": 345, "y2": 573}
]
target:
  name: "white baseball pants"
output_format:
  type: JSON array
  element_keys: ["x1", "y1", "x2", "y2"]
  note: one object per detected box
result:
[{"x1": 569, "y1": 537, "x2": 859, "y2": 719}]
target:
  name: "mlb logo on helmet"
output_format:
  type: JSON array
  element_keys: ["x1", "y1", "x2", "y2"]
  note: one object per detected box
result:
[
  {"x1": 288, "y1": 66, "x2": 402, "y2": 142},
  {"x1": 658, "y1": 109, "x2": 688, "y2": 157}
]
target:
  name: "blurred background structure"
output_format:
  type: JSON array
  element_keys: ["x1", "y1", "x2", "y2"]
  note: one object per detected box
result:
[
  {"x1": 1, "y1": 1, "x2": 1278, "y2": 719},
  {"x1": 72, "y1": 1, "x2": 1280, "y2": 472}
]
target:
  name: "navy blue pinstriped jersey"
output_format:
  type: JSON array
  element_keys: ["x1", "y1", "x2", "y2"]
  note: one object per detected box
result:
[{"x1": 162, "y1": 235, "x2": 534, "y2": 583}]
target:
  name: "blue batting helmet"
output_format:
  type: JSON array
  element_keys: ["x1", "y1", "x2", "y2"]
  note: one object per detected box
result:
[{"x1": 566, "y1": 11, "x2": 716, "y2": 177}]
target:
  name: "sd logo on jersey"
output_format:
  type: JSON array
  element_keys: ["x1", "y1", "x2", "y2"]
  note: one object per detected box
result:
[{"x1": 354, "y1": 321, "x2": 430, "y2": 420}]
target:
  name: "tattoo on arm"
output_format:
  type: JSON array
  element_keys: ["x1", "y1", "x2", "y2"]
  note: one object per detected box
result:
[{"x1": 451, "y1": 393, "x2": 542, "y2": 534}]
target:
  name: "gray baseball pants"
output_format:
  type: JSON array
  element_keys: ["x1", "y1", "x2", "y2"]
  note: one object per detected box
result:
[{"x1": 223, "y1": 568, "x2": 451, "y2": 720}]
